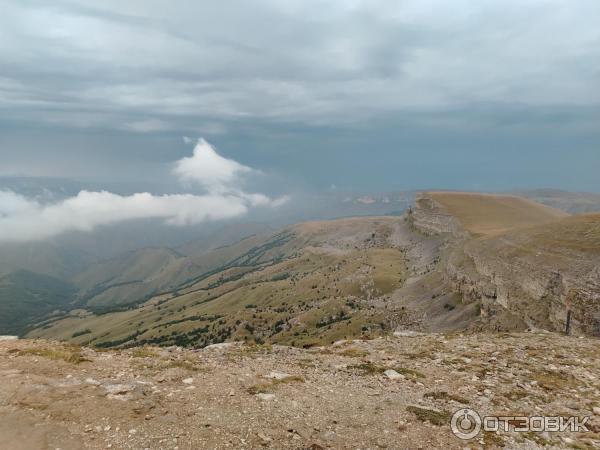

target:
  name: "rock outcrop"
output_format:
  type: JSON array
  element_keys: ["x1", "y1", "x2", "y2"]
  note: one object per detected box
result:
[
  {"x1": 454, "y1": 220, "x2": 600, "y2": 335},
  {"x1": 408, "y1": 194, "x2": 467, "y2": 238},
  {"x1": 412, "y1": 192, "x2": 600, "y2": 336}
]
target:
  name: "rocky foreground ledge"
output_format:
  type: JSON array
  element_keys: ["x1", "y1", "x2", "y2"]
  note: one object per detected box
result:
[{"x1": 1, "y1": 333, "x2": 599, "y2": 449}]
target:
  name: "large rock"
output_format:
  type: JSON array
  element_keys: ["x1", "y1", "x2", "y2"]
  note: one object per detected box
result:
[
  {"x1": 103, "y1": 383, "x2": 141, "y2": 401},
  {"x1": 265, "y1": 371, "x2": 292, "y2": 381},
  {"x1": 383, "y1": 369, "x2": 404, "y2": 380}
]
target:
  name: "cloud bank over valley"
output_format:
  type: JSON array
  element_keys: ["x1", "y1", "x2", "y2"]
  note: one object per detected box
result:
[{"x1": 0, "y1": 139, "x2": 287, "y2": 243}]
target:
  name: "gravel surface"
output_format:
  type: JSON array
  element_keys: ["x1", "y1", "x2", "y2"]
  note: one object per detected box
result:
[{"x1": 1, "y1": 332, "x2": 599, "y2": 449}]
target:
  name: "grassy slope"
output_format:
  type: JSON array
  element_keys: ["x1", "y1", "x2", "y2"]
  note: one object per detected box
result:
[
  {"x1": 427, "y1": 191, "x2": 568, "y2": 236},
  {"x1": 27, "y1": 195, "x2": 595, "y2": 344},
  {"x1": 0, "y1": 270, "x2": 76, "y2": 336},
  {"x1": 471, "y1": 213, "x2": 600, "y2": 260},
  {"x1": 509, "y1": 213, "x2": 600, "y2": 253},
  {"x1": 29, "y1": 217, "x2": 408, "y2": 348},
  {"x1": 71, "y1": 233, "x2": 278, "y2": 310}
]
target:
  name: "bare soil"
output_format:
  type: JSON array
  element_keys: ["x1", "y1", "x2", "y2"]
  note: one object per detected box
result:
[{"x1": 1, "y1": 332, "x2": 599, "y2": 449}]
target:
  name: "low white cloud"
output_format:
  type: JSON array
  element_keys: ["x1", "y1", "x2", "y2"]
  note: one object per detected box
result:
[
  {"x1": 0, "y1": 190, "x2": 39, "y2": 217},
  {"x1": 173, "y1": 138, "x2": 254, "y2": 192},
  {"x1": 0, "y1": 139, "x2": 287, "y2": 243}
]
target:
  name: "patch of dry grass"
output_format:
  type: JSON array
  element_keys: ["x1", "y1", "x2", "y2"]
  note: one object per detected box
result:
[
  {"x1": 348, "y1": 362, "x2": 425, "y2": 379},
  {"x1": 481, "y1": 431, "x2": 505, "y2": 448},
  {"x1": 406, "y1": 405, "x2": 451, "y2": 426},
  {"x1": 567, "y1": 440, "x2": 600, "y2": 450},
  {"x1": 348, "y1": 362, "x2": 385, "y2": 375},
  {"x1": 247, "y1": 381, "x2": 272, "y2": 395},
  {"x1": 339, "y1": 347, "x2": 368, "y2": 358},
  {"x1": 239, "y1": 344, "x2": 273, "y2": 355},
  {"x1": 17, "y1": 346, "x2": 88, "y2": 364},
  {"x1": 296, "y1": 358, "x2": 316, "y2": 369},
  {"x1": 130, "y1": 346, "x2": 158, "y2": 358},
  {"x1": 247, "y1": 374, "x2": 305, "y2": 394},
  {"x1": 532, "y1": 369, "x2": 577, "y2": 391},
  {"x1": 521, "y1": 432, "x2": 556, "y2": 447},
  {"x1": 502, "y1": 389, "x2": 529, "y2": 401},
  {"x1": 160, "y1": 358, "x2": 205, "y2": 372},
  {"x1": 393, "y1": 366, "x2": 425, "y2": 379},
  {"x1": 423, "y1": 391, "x2": 467, "y2": 403}
]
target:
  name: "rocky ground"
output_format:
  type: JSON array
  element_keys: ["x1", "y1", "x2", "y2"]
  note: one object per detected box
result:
[{"x1": 1, "y1": 332, "x2": 599, "y2": 450}]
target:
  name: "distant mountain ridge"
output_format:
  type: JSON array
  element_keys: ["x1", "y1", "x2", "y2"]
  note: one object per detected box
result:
[
  {"x1": 29, "y1": 190, "x2": 600, "y2": 348},
  {"x1": 514, "y1": 189, "x2": 600, "y2": 214},
  {"x1": 3, "y1": 188, "x2": 600, "y2": 340}
]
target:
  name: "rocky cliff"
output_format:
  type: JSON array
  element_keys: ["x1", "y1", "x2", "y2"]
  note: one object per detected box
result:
[
  {"x1": 408, "y1": 195, "x2": 468, "y2": 238},
  {"x1": 412, "y1": 193, "x2": 600, "y2": 336}
]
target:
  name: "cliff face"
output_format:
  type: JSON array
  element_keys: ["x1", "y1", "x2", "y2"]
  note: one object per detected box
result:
[
  {"x1": 412, "y1": 193, "x2": 600, "y2": 336},
  {"x1": 458, "y1": 217, "x2": 600, "y2": 336},
  {"x1": 409, "y1": 195, "x2": 468, "y2": 238}
]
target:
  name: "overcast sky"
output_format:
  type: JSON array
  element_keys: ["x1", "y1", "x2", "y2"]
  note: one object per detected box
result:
[{"x1": 1, "y1": 0, "x2": 599, "y2": 193}]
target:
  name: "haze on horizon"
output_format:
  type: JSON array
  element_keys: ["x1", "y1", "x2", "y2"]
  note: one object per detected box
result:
[{"x1": 0, "y1": 0, "x2": 599, "y2": 241}]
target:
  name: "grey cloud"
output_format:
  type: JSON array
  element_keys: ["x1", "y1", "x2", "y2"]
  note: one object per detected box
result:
[
  {"x1": 1, "y1": 0, "x2": 598, "y2": 133},
  {"x1": 0, "y1": 0, "x2": 599, "y2": 195}
]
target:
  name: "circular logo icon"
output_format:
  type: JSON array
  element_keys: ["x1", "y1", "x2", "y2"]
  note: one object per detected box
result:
[{"x1": 451, "y1": 408, "x2": 482, "y2": 440}]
